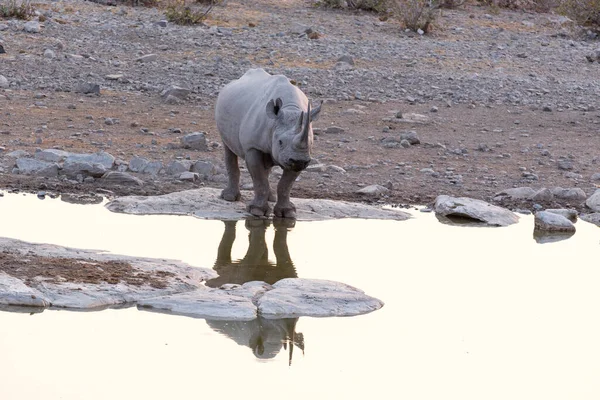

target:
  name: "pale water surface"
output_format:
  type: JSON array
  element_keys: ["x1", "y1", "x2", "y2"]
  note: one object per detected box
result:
[{"x1": 0, "y1": 193, "x2": 599, "y2": 400}]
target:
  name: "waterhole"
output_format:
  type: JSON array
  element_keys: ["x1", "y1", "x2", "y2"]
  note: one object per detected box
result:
[{"x1": 0, "y1": 193, "x2": 598, "y2": 400}]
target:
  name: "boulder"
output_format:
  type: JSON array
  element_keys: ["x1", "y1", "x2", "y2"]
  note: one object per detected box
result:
[
  {"x1": 551, "y1": 187, "x2": 587, "y2": 203},
  {"x1": 166, "y1": 160, "x2": 193, "y2": 175},
  {"x1": 15, "y1": 158, "x2": 59, "y2": 177},
  {"x1": 65, "y1": 151, "x2": 115, "y2": 169},
  {"x1": 586, "y1": 189, "x2": 600, "y2": 212},
  {"x1": 101, "y1": 171, "x2": 144, "y2": 186},
  {"x1": 434, "y1": 195, "x2": 519, "y2": 226},
  {"x1": 128, "y1": 156, "x2": 149, "y2": 173},
  {"x1": 62, "y1": 160, "x2": 107, "y2": 178},
  {"x1": 191, "y1": 160, "x2": 215, "y2": 178},
  {"x1": 35, "y1": 149, "x2": 70, "y2": 163}
]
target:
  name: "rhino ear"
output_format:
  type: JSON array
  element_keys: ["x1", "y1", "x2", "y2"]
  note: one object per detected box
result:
[
  {"x1": 266, "y1": 98, "x2": 284, "y2": 119},
  {"x1": 310, "y1": 100, "x2": 323, "y2": 122}
]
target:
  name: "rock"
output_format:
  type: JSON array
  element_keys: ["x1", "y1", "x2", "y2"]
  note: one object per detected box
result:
[
  {"x1": 75, "y1": 82, "x2": 100, "y2": 95},
  {"x1": 65, "y1": 151, "x2": 115, "y2": 170},
  {"x1": 136, "y1": 53, "x2": 158, "y2": 63},
  {"x1": 494, "y1": 187, "x2": 536, "y2": 201},
  {"x1": 0, "y1": 273, "x2": 49, "y2": 307},
  {"x1": 105, "y1": 187, "x2": 411, "y2": 221},
  {"x1": 143, "y1": 161, "x2": 163, "y2": 176},
  {"x1": 62, "y1": 160, "x2": 107, "y2": 178},
  {"x1": 0, "y1": 75, "x2": 9, "y2": 89},
  {"x1": 43, "y1": 48, "x2": 55, "y2": 59},
  {"x1": 128, "y1": 156, "x2": 149, "y2": 173},
  {"x1": 434, "y1": 195, "x2": 519, "y2": 226},
  {"x1": 532, "y1": 187, "x2": 554, "y2": 202},
  {"x1": 191, "y1": 160, "x2": 215, "y2": 178},
  {"x1": 6, "y1": 150, "x2": 29, "y2": 158},
  {"x1": 138, "y1": 287, "x2": 258, "y2": 321},
  {"x1": 400, "y1": 131, "x2": 420, "y2": 145},
  {"x1": 179, "y1": 171, "x2": 199, "y2": 182},
  {"x1": 586, "y1": 48, "x2": 600, "y2": 62},
  {"x1": 396, "y1": 113, "x2": 430, "y2": 125},
  {"x1": 325, "y1": 126, "x2": 345, "y2": 134},
  {"x1": 551, "y1": 187, "x2": 586, "y2": 203},
  {"x1": 557, "y1": 159, "x2": 573, "y2": 171},
  {"x1": 400, "y1": 139, "x2": 411, "y2": 148},
  {"x1": 586, "y1": 189, "x2": 600, "y2": 212},
  {"x1": 591, "y1": 173, "x2": 600, "y2": 182},
  {"x1": 15, "y1": 158, "x2": 59, "y2": 177},
  {"x1": 257, "y1": 278, "x2": 384, "y2": 318},
  {"x1": 180, "y1": 132, "x2": 208, "y2": 150},
  {"x1": 356, "y1": 184, "x2": 389, "y2": 196},
  {"x1": 101, "y1": 171, "x2": 144, "y2": 186},
  {"x1": 166, "y1": 160, "x2": 193, "y2": 175},
  {"x1": 35, "y1": 149, "x2": 70, "y2": 163},
  {"x1": 23, "y1": 20, "x2": 41, "y2": 33},
  {"x1": 534, "y1": 211, "x2": 576, "y2": 232},
  {"x1": 337, "y1": 55, "x2": 354, "y2": 65},
  {"x1": 581, "y1": 213, "x2": 600, "y2": 226},
  {"x1": 545, "y1": 208, "x2": 578, "y2": 222},
  {"x1": 161, "y1": 85, "x2": 190, "y2": 102},
  {"x1": 0, "y1": 237, "x2": 212, "y2": 310}
]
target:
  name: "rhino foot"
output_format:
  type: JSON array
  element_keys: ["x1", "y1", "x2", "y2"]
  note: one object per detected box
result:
[
  {"x1": 248, "y1": 203, "x2": 270, "y2": 217},
  {"x1": 221, "y1": 188, "x2": 241, "y2": 202},
  {"x1": 274, "y1": 203, "x2": 297, "y2": 219}
]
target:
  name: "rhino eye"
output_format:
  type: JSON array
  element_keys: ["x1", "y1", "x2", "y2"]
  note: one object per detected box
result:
[{"x1": 278, "y1": 139, "x2": 283, "y2": 147}]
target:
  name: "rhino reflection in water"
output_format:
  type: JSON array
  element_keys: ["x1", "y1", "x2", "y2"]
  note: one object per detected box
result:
[{"x1": 206, "y1": 218, "x2": 304, "y2": 364}]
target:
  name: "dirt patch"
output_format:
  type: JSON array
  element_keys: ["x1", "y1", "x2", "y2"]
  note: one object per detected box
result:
[{"x1": 0, "y1": 251, "x2": 175, "y2": 288}]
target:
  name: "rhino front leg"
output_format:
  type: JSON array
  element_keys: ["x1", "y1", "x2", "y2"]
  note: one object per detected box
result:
[
  {"x1": 274, "y1": 169, "x2": 301, "y2": 219},
  {"x1": 221, "y1": 146, "x2": 241, "y2": 202},
  {"x1": 245, "y1": 149, "x2": 271, "y2": 217}
]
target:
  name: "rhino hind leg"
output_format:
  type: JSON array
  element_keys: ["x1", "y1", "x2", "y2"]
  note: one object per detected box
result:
[
  {"x1": 245, "y1": 149, "x2": 271, "y2": 217},
  {"x1": 274, "y1": 169, "x2": 301, "y2": 219},
  {"x1": 221, "y1": 146, "x2": 241, "y2": 202}
]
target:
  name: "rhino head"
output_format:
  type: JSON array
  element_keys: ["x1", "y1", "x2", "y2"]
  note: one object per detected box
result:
[{"x1": 266, "y1": 98, "x2": 321, "y2": 172}]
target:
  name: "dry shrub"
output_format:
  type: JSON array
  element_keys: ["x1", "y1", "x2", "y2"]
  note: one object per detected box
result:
[
  {"x1": 391, "y1": 0, "x2": 438, "y2": 32},
  {"x1": 558, "y1": 0, "x2": 600, "y2": 27},
  {"x1": 0, "y1": 0, "x2": 35, "y2": 19},
  {"x1": 478, "y1": 0, "x2": 558, "y2": 11},
  {"x1": 316, "y1": 0, "x2": 390, "y2": 12},
  {"x1": 164, "y1": 0, "x2": 214, "y2": 24}
]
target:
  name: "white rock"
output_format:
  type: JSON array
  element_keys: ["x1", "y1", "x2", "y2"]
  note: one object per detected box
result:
[
  {"x1": 0, "y1": 75, "x2": 9, "y2": 89},
  {"x1": 106, "y1": 187, "x2": 411, "y2": 221},
  {"x1": 0, "y1": 273, "x2": 49, "y2": 307},
  {"x1": 258, "y1": 278, "x2": 384, "y2": 318},
  {"x1": 434, "y1": 195, "x2": 519, "y2": 226},
  {"x1": 23, "y1": 20, "x2": 40, "y2": 33}
]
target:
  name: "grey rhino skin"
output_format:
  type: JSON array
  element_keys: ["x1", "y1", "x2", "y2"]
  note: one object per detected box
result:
[{"x1": 215, "y1": 68, "x2": 322, "y2": 218}]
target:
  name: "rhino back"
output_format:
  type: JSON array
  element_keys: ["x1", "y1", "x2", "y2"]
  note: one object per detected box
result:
[{"x1": 216, "y1": 69, "x2": 308, "y2": 158}]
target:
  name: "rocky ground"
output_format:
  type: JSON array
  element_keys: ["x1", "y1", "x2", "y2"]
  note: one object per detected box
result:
[{"x1": 0, "y1": 0, "x2": 599, "y2": 212}]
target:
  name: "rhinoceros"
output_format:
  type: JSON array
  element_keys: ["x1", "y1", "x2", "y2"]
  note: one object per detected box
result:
[{"x1": 215, "y1": 68, "x2": 322, "y2": 218}]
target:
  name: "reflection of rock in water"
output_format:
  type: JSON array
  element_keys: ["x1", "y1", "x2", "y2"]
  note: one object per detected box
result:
[
  {"x1": 533, "y1": 231, "x2": 575, "y2": 244},
  {"x1": 207, "y1": 317, "x2": 304, "y2": 365},
  {"x1": 207, "y1": 219, "x2": 303, "y2": 364},
  {"x1": 206, "y1": 219, "x2": 298, "y2": 288}
]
